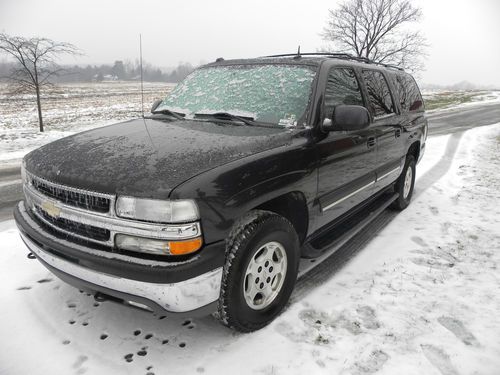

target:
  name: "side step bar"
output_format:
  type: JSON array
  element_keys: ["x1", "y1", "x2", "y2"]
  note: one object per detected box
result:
[{"x1": 298, "y1": 192, "x2": 399, "y2": 277}]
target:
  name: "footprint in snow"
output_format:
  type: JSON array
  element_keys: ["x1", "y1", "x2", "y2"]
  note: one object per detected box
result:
[
  {"x1": 352, "y1": 349, "x2": 389, "y2": 375},
  {"x1": 274, "y1": 320, "x2": 314, "y2": 343},
  {"x1": 411, "y1": 236, "x2": 428, "y2": 247},
  {"x1": 298, "y1": 307, "x2": 380, "y2": 337},
  {"x1": 441, "y1": 222, "x2": 452, "y2": 234},
  {"x1": 72, "y1": 355, "x2": 88, "y2": 369},
  {"x1": 356, "y1": 306, "x2": 380, "y2": 330},
  {"x1": 409, "y1": 249, "x2": 432, "y2": 255},
  {"x1": 429, "y1": 206, "x2": 439, "y2": 215},
  {"x1": 433, "y1": 249, "x2": 458, "y2": 264},
  {"x1": 438, "y1": 316, "x2": 480, "y2": 347},
  {"x1": 421, "y1": 344, "x2": 458, "y2": 375},
  {"x1": 410, "y1": 257, "x2": 454, "y2": 269},
  {"x1": 37, "y1": 278, "x2": 53, "y2": 283}
]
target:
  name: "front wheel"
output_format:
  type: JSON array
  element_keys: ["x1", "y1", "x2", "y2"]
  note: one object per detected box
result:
[
  {"x1": 217, "y1": 210, "x2": 300, "y2": 332},
  {"x1": 391, "y1": 155, "x2": 416, "y2": 211}
]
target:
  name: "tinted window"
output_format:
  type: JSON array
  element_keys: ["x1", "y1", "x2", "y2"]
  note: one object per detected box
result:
[
  {"x1": 393, "y1": 73, "x2": 424, "y2": 112},
  {"x1": 324, "y1": 68, "x2": 364, "y2": 118},
  {"x1": 362, "y1": 70, "x2": 395, "y2": 117}
]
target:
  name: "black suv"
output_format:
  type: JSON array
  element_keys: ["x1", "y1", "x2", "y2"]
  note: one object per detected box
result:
[{"x1": 15, "y1": 53, "x2": 426, "y2": 332}]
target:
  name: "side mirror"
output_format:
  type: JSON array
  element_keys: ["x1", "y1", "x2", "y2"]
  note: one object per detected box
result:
[
  {"x1": 151, "y1": 99, "x2": 163, "y2": 113},
  {"x1": 323, "y1": 105, "x2": 370, "y2": 132}
]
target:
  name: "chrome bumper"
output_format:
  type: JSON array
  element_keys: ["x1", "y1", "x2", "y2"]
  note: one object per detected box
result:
[{"x1": 20, "y1": 231, "x2": 222, "y2": 313}]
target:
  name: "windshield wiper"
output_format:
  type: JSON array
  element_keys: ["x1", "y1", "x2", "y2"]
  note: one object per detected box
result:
[
  {"x1": 194, "y1": 111, "x2": 256, "y2": 126},
  {"x1": 151, "y1": 109, "x2": 186, "y2": 121}
]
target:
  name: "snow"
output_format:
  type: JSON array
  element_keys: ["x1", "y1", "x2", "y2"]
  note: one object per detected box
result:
[{"x1": 1, "y1": 123, "x2": 499, "y2": 374}]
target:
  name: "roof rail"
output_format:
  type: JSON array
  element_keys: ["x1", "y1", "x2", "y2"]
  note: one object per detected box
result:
[{"x1": 261, "y1": 52, "x2": 404, "y2": 71}]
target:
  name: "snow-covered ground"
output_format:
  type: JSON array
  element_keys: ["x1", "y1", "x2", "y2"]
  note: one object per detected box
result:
[
  {"x1": 0, "y1": 82, "x2": 174, "y2": 162},
  {"x1": 0, "y1": 121, "x2": 499, "y2": 374}
]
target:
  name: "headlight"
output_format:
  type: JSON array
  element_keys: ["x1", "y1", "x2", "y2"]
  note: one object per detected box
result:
[
  {"x1": 115, "y1": 197, "x2": 199, "y2": 223},
  {"x1": 115, "y1": 234, "x2": 203, "y2": 256}
]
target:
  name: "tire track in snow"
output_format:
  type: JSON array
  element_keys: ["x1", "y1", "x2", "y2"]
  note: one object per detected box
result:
[{"x1": 413, "y1": 132, "x2": 464, "y2": 200}]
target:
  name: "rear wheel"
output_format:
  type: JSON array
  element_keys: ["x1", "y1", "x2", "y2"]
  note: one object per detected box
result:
[
  {"x1": 217, "y1": 210, "x2": 300, "y2": 332},
  {"x1": 391, "y1": 155, "x2": 416, "y2": 211}
]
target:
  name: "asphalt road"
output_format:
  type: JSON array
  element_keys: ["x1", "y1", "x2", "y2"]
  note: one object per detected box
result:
[
  {"x1": 426, "y1": 102, "x2": 500, "y2": 136},
  {"x1": 1, "y1": 101, "x2": 499, "y2": 223}
]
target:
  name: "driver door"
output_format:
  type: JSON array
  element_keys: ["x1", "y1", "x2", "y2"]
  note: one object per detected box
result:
[{"x1": 315, "y1": 67, "x2": 377, "y2": 230}]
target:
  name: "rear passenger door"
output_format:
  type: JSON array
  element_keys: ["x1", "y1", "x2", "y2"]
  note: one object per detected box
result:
[
  {"x1": 392, "y1": 72, "x2": 426, "y2": 153},
  {"x1": 361, "y1": 70, "x2": 405, "y2": 192},
  {"x1": 316, "y1": 67, "x2": 377, "y2": 229}
]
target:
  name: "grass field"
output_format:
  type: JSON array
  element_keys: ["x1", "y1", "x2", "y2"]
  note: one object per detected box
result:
[
  {"x1": 422, "y1": 90, "x2": 498, "y2": 110},
  {"x1": 0, "y1": 82, "x2": 174, "y2": 161},
  {"x1": 0, "y1": 81, "x2": 173, "y2": 132}
]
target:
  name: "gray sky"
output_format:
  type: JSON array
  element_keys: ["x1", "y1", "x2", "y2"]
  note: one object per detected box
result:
[{"x1": 1, "y1": 0, "x2": 499, "y2": 86}]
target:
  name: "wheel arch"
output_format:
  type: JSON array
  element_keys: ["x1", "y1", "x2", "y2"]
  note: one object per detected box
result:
[
  {"x1": 252, "y1": 191, "x2": 309, "y2": 245},
  {"x1": 407, "y1": 141, "x2": 420, "y2": 161}
]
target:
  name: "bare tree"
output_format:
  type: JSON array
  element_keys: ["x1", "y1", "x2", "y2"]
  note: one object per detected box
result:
[
  {"x1": 321, "y1": 0, "x2": 426, "y2": 72},
  {"x1": 0, "y1": 33, "x2": 80, "y2": 132}
]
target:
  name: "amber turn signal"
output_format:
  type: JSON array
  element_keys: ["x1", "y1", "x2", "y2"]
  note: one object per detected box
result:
[{"x1": 169, "y1": 237, "x2": 203, "y2": 255}]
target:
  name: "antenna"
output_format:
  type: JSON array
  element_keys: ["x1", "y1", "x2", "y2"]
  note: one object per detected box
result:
[
  {"x1": 139, "y1": 34, "x2": 144, "y2": 118},
  {"x1": 294, "y1": 45, "x2": 301, "y2": 60}
]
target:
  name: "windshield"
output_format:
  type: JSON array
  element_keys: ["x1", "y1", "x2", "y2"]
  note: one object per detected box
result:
[{"x1": 156, "y1": 64, "x2": 317, "y2": 126}]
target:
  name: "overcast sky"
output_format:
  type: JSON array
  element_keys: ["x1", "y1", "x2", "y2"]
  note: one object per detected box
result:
[{"x1": 1, "y1": 0, "x2": 499, "y2": 86}]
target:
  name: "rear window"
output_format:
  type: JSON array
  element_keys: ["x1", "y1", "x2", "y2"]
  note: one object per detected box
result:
[
  {"x1": 393, "y1": 74, "x2": 424, "y2": 112},
  {"x1": 362, "y1": 70, "x2": 395, "y2": 117}
]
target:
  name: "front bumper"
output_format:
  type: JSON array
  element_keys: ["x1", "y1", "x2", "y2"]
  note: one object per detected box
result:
[{"x1": 15, "y1": 201, "x2": 225, "y2": 315}]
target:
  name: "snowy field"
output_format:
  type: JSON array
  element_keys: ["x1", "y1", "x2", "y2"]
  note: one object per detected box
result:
[
  {"x1": 0, "y1": 123, "x2": 499, "y2": 374},
  {"x1": 0, "y1": 82, "x2": 174, "y2": 162}
]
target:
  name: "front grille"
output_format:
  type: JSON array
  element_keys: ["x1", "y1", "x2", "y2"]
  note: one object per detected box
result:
[
  {"x1": 36, "y1": 206, "x2": 111, "y2": 242},
  {"x1": 30, "y1": 176, "x2": 110, "y2": 213}
]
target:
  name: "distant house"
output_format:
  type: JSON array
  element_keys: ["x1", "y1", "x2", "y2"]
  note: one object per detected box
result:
[{"x1": 92, "y1": 73, "x2": 118, "y2": 82}]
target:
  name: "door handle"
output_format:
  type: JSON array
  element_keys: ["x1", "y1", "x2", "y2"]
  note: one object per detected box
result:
[
  {"x1": 367, "y1": 137, "x2": 376, "y2": 148},
  {"x1": 395, "y1": 129, "x2": 401, "y2": 138}
]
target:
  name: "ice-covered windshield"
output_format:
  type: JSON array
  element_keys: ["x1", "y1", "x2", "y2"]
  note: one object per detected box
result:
[{"x1": 156, "y1": 64, "x2": 317, "y2": 126}]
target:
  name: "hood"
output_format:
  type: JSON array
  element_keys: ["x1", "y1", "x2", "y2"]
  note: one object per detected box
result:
[{"x1": 24, "y1": 118, "x2": 292, "y2": 198}]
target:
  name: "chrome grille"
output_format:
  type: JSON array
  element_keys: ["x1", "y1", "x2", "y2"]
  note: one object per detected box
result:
[
  {"x1": 30, "y1": 175, "x2": 110, "y2": 213},
  {"x1": 36, "y1": 206, "x2": 111, "y2": 242},
  {"x1": 23, "y1": 171, "x2": 202, "y2": 250}
]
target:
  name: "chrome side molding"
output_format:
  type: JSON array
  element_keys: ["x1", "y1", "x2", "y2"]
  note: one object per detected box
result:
[{"x1": 322, "y1": 180, "x2": 375, "y2": 212}]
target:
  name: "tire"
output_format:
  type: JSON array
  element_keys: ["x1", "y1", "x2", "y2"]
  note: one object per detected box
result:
[
  {"x1": 217, "y1": 210, "x2": 300, "y2": 332},
  {"x1": 391, "y1": 155, "x2": 416, "y2": 211}
]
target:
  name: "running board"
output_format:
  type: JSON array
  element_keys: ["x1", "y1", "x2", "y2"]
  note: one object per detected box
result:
[{"x1": 298, "y1": 192, "x2": 399, "y2": 277}]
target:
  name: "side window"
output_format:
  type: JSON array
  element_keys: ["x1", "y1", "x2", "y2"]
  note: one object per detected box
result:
[
  {"x1": 362, "y1": 70, "x2": 395, "y2": 117},
  {"x1": 324, "y1": 68, "x2": 364, "y2": 118},
  {"x1": 394, "y1": 74, "x2": 424, "y2": 112}
]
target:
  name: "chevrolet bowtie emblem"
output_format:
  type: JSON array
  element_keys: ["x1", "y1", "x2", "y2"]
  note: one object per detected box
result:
[{"x1": 41, "y1": 201, "x2": 61, "y2": 218}]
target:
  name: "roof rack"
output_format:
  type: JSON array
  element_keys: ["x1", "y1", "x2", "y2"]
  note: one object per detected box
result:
[{"x1": 261, "y1": 52, "x2": 404, "y2": 71}]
